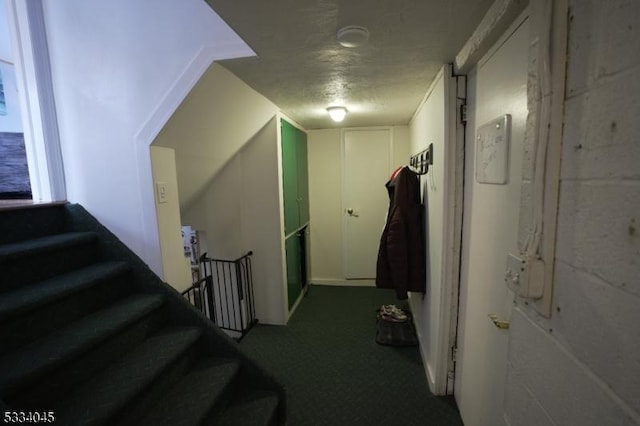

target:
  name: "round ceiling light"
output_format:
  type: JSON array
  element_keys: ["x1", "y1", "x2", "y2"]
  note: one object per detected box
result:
[
  {"x1": 327, "y1": 106, "x2": 348, "y2": 122},
  {"x1": 337, "y1": 25, "x2": 370, "y2": 48}
]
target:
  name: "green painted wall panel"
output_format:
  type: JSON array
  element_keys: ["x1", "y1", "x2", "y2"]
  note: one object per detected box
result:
[
  {"x1": 281, "y1": 118, "x2": 310, "y2": 312},
  {"x1": 296, "y1": 129, "x2": 310, "y2": 226},
  {"x1": 281, "y1": 120, "x2": 300, "y2": 235}
]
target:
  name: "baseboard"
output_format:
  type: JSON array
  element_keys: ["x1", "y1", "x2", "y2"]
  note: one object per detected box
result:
[
  {"x1": 310, "y1": 279, "x2": 375, "y2": 287},
  {"x1": 408, "y1": 294, "x2": 437, "y2": 393}
]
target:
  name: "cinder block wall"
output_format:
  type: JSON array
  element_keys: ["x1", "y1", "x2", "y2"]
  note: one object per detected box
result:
[{"x1": 505, "y1": 1, "x2": 640, "y2": 425}]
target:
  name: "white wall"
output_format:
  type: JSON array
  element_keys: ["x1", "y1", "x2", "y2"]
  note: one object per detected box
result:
[
  {"x1": 504, "y1": 0, "x2": 640, "y2": 424},
  {"x1": 307, "y1": 126, "x2": 409, "y2": 284},
  {"x1": 42, "y1": 0, "x2": 253, "y2": 274},
  {"x1": 149, "y1": 146, "x2": 192, "y2": 292},
  {"x1": 307, "y1": 129, "x2": 342, "y2": 282},
  {"x1": 182, "y1": 154, "x2": 244, "y2": 260},
  {"x1": 153, "y1": 63, "x2": 280, "y2": 210},
  {"x1": 152, "y1": 61, "x2": 284, "y2": 324},
  {"x1": 407, "y1": 71, "x2": 447, "y2": 390},
  {"x1": 182, "y1": 117, "x2": 287, "y2": 325},
  {"x1": 241, "y1": 117, "x2": 287, "y2": 324}
]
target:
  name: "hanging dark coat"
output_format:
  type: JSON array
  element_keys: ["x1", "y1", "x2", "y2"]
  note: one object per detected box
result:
[{"x1": 375, "y1": 167, "x2": 426, "y2": 300}]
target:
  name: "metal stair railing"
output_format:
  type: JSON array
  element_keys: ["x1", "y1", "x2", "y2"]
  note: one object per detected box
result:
[{"x1": 181, "y1": 251, "x2": 257, "y2": 341}]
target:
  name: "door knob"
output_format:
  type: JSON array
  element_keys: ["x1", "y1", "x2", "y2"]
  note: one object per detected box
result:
[
  {"x1": 488, "y1": 314, "x2": 510, "y2": 330},
  {"x1": 346, "y1": 208, "x2": 359, "y2": 217}
]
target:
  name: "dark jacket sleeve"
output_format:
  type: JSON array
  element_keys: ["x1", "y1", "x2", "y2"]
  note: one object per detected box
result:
[{"x1": 385, "y1": 205, "x2": 410, "y2": 299}]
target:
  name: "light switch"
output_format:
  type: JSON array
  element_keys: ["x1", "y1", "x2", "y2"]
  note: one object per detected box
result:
[{"x1": 156, "y1": 182, "x2": 168, "y2": 204}]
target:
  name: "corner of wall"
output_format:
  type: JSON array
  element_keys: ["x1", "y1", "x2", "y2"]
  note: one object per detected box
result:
[{"x1": 134, "y1": 47, "x2": 220, "y2": 276}]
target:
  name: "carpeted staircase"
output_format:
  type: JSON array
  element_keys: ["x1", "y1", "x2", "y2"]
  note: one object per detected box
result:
[{"x1": 0, "y1": 203, "x2": 285, "y2": 425}]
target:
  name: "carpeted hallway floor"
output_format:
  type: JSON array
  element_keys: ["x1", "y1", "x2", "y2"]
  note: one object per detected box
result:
[{"x1": 240, "y1": 285, "x2": 464, "y2": 425}]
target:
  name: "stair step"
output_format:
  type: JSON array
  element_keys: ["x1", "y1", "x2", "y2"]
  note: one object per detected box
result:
[
  {"x1": 0, "y1": 203, "x2": 67, "y2": 245},
  {"x1": 10, "y1": 305, "x2": 164, "y2": 409},
  {"x1": 136, "y1": 358, "x2": 241, "y2": 426},
  {"x1": 0, "y1": 204, "x2": 286, "y2": 424},
  {"x1": 0, "y1": 232, "x2": 100, "y2": 290},
  {"x1": 0, "y1": 294, "x2": 164, "y2": 397},
  {"x1": 0, "y1": 231, "x2": 97, "y2": 260},
  {"x1": 54, "y1": 327, "x2": 202, "y2": 426},
  {"x1": 0, "y1": 261, "x2": 132, "y2": 356},
  {"x1": 0, "y1": 261, "x2": 130, "y2": 322},
  {"x1": 215, "y1": 390, "x2": 281, "y2": 426}
]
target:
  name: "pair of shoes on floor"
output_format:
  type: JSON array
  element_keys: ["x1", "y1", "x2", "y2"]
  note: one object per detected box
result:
[{"x1": 379, "y1": 304, "x2": 408, "y2": 322}]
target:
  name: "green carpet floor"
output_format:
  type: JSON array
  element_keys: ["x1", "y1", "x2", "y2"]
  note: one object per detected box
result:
[{"x1": 240, "y1": 285, "x2": 464, "y2": 425}]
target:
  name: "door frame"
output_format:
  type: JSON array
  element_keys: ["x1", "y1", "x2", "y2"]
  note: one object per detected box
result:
[
  {"x1": 6, "y1": 0, "x2": 66, "y2": 202},
  {"x1": 440, "y1": 68, "x2": 466, "y2": 395},
  {"x1": 450, "y1": 1, "x2": 568, "y2": 416},
  {"x1": 341, "y1": 126, "x2": 393, "y2": 281},
  {"x1": 410, "y1": 65, "x2": 466, "y2": 395},
  {"x1": 446, "y1": 0, "x2": 532, "y2": 402}
]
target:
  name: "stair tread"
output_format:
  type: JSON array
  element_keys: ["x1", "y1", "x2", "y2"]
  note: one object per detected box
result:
[
  {"x1": 0, "y1": 261, "x2": 130, "y2": 322},
  {"x1": 0, "y1": 232, "x2": 97, "y2": 261},
  {"x1": 0, "y1": 205, "x2": 285, "y2": 424},
  {"x1": 215, "y1": 391, "x2": 280, "y2": 426},
  {"x1": 55, "y1": 327, "x2": 202, "y2": 426},
  {"x1": 0, "y1": 294, "x2": 164, "y2": 395},
  {"x1": 139, "y1": 358, "x2": 241, "y2": 426}
]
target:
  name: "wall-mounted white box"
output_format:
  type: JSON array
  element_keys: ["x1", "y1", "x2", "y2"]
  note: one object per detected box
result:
[{"x1": 505, "y1": 252, "x2": 545, "y2": 299}]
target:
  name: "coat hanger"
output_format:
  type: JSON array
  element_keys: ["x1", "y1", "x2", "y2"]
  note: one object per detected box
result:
[{"x1": 409, "y1": 143, "x2": 434, "y2": 175}]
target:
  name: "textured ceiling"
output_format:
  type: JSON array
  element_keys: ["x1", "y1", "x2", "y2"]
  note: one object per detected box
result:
[{"x1": 205, "y1": 0, "x2": 495, "y2": 129}]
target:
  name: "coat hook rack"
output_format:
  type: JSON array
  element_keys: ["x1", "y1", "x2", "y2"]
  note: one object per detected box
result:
[{"x1": 409, "y1": 143, "x2": 434, "y2": 175}]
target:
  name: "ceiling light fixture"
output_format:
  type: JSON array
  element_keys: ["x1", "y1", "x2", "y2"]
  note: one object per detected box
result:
[
  {"x1": 337, "y1": 25, "x2": 370, "y2": 48},
  {"x1": 327, "y1": 106, "x2": 348, "y2": 122}
]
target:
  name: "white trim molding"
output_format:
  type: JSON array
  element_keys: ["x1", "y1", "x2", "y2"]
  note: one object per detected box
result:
[
  {"x1": 455, "y1": 0, "x2": 529, "y2": 74},
  {"x1": 7, "y1": 0, "x2": 66, "y2": 202}
]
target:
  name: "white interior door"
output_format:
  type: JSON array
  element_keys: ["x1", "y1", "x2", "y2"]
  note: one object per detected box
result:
[
  {"x1": 455, "y1": 14, "x2": 529, "y2": 426},
  {"x1": 343, "y1": 128, "x2": 391, "y2": 279}
]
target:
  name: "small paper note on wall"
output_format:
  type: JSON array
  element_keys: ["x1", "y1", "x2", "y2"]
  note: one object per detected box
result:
[{"x1": 476, "y1": 114, "x2": 511, "y2": 184}]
